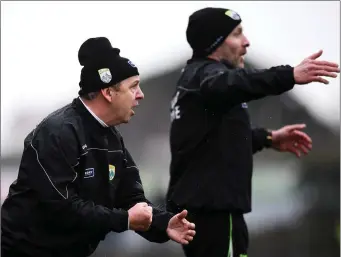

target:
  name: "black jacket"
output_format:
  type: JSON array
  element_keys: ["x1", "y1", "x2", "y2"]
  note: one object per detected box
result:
[
  {"x1": 1, "y1": 98, "x2": 172, "y2": 257},
  {"x1": 166, "y1": 58, "x2": 295, "y2": 214}
]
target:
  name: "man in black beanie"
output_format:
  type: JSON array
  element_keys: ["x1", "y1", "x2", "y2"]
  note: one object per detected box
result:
[
  {"x1": 166, "y1": 7, "x2": 340, "y2": 257},
  {"x1": 1, "y1": 37, "x2": 196, "y2": 257}
]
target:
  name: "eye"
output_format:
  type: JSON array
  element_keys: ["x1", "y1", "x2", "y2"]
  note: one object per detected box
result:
[
  {"x1": 130, "y1": 84, "x2": 139, "y2": 93},
  {"x1": 233, "y1": 28, "x2": 243, "y2": 36}
]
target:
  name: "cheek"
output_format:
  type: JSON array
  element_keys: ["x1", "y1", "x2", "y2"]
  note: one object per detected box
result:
[
  {"x1": 226, "y1": 40, "x2": 242, "y2": 55},
  {"x1": 131, "y1": 91, "x2": 138, "y2": 101},
  {"x1": 231, "y1": 45, "x2": 241, "y2": 56},
  {"x1": 124, "y1": 91, "x2": 135, "y2": 108}
]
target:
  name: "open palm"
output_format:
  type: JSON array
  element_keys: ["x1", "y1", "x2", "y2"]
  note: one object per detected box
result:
[{"x1": 166, "y1": 210, "x2": 196, "y2": 245}]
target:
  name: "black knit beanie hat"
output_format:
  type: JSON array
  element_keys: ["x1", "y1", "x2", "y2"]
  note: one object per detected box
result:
[
  {"x1": 186, "y1": 7, "x2": 242, "y2": 57},
  {"x1": 78, "y1": 37, "x2": 139, "y2": 96}
]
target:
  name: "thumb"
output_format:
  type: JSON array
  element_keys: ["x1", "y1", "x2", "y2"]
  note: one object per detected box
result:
[
  {"x1": 177, "y1": 209, "x2": 188, "y2": 220},
  {"x1": 307, "y1": 50, "x2": 323, "y2": 60}
]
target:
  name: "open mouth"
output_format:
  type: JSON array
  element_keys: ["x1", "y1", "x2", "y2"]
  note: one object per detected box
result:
[
  {"x1": 132, "y1": 103, "x2": 139, "y2": 109},
  {"x1": 131, "y1": 103, "x2": 139, "y2": 115},
  {"x1": 240, "y1": 52, "x2": 247, "y2": 62}
]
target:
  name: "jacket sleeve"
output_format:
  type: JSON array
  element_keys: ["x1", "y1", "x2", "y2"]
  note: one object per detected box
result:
[
  {"x1": 115, "y1": 148, "x2": 173, "y2": 243},
  {"x1": 199, "y1": 63, "x2": 296, "y2": 109},
  {"x1": 252, "y1": 128, "x2": 273, "y2": 154},
  {"x1": 27, "y1": 122, "x2": 129, "y2": 239}
]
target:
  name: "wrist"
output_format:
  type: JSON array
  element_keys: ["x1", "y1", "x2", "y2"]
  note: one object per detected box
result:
[
  {"x1": 265, "y1": 130, "x2": 273, "y2": 148},
  {"x1": 110, "y1": 209, "x2": 130, "y2": 233}
]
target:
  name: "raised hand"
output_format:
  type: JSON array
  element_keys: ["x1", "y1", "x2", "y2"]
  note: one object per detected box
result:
[
  {"x1": 128, "y1": 202, "x2": 153, "y2": 231},
  {"x1": 294, "y1": 50, "x2": 340, "y2": 85}
]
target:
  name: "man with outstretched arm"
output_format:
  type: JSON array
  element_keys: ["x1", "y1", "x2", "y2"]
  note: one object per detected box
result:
[{"x1": 166, "y1": 7, "x2": 339, "y2": 257}]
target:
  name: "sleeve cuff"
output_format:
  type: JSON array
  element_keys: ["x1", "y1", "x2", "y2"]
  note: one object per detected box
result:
[
  {"x1": 264, "y1": 130, "x2": 273, "y2": 148},
  {"x1": 151, "y1": 210, "x2": 173, "y2": 231},
  {"x1": 110, "y1": 209, "x2": 129, "y2": 233}
]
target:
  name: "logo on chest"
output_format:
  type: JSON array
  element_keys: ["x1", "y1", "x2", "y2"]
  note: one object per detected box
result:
[
  {"x1": 84, "y1": 168, "x2": 95, "y2": 179},
  {"x1": 109, "y1": 165, "x2": 116, "y2": 181}
]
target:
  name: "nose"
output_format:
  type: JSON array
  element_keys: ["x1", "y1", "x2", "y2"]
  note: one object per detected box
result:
[
  {"x1": 243, "y1": 36, "x2": 250, "y2": 48},
  {"x1": 136, "y1": 87, "x2": 144, "y2": 100}
]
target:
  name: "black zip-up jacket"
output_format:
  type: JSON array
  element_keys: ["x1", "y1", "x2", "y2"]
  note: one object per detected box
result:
[
  {"x1": 1, "y1": 98, "x2": 172, "y2": 257},
  {"x1": 166, "y1": 58, "x2": 295, "y2": 214}
]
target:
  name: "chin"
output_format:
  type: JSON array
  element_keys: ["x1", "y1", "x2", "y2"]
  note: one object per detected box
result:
[
  {"x1": 122, "y1": 117, "x2": 131, "y2": 123},
  {"x1": 123, "y1": 113, "x2": 134, "y2": 123}
]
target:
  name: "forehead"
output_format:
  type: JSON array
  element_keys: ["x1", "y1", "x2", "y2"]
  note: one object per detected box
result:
[
  {"x1": 120, "y1": 75, "x2": 140, "y2": 87},
  {"x1": 232, "y1": 24, "x2": 243, "y2": 32}
]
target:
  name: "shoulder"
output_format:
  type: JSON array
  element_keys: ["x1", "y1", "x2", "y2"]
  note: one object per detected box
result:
[
  {"x1": 32, "y1": 103, "x2": 80, "y2": 143},
  {"x1": 185, "y1": 59, "x2": 228, "y2": 81},
  {"x1": 201, "y1": 60, "x2": 229, "y2": 76}
]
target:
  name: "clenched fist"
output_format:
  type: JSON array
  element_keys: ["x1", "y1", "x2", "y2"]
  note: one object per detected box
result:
[{"x1": 128, "y1": 202, "x2": 153, "y2": 231}]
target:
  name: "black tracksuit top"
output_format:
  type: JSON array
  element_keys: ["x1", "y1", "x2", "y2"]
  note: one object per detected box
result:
[
  {"x1": 166, "y1": 58, "x2": 295, "y2": 214},
  {"x1": 2, "y1": 98, "x2": 172, "y2": 257}
]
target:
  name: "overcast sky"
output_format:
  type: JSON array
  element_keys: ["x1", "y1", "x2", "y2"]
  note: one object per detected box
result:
[{"x1": 1, "y1": 1, "x2": 340, "y2": 156}]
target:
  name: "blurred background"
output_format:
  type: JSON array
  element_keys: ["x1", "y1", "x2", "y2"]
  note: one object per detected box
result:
[{"x1": 1, "y1": 1, "x2": 340, "y2": 257}]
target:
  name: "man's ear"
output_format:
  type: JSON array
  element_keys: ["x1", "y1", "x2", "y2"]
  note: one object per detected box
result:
[{"x1": 101, "y1": 88, "x2": 113, "y2": 102}]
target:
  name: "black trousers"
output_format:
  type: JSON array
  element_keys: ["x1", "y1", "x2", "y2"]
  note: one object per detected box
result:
[{"x1": 183, "y1": 211, "x2": 248, "y2": 257}]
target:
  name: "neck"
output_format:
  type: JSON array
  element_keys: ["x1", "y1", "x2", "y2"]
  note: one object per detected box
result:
[
  {"x1": 207, "y1": 53, "x2": 235, "y2": 68},
  {"x1": 80, "y1": 97, "x2": 121, "y2": 126},
  {"x1": 207, "y1": 51, "x2": 223, "y2": 62}
]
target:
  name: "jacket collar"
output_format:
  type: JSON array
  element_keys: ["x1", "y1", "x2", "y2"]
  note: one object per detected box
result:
[
  {"x1": 187, "y1": 57, "x2": 235, "y2": 69},
  {"x1": 72, "y1": 97, "x2": 111, "y2": 133}
]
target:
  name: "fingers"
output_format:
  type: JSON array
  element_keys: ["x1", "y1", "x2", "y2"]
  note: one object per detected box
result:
[
  {"x1": 287, "y1": 145, "x2": 301, "y2": 158},
  {"x1": 308, "y1": 63, "x2": 339, "y2": 84},
  {"x1": 146, "y1": 206, "x2": 153, "y2": 213},
  {"x1": 186, "y1": 235, "x2": 194, "y2": 241},
  {"x1": 304, "y1": 61, "x2": 339, "y2": 85},
  {"x1": 177, "y1": 209, "x2": 188, "y2": 220},
  {"x1": 312, "y1": 76, "x2": 329, "y2": 84},
  {"x1": 311, "y1": 64, "x2": 340, "y2": 74},
  {"x1": 181, "y1": 239, "x2": 189, "y2": 245},
  {"x1": 138, "y1": 202, "x2": 148, "y2": 207},
  {"x1": 292, "y1": 130, "x2": 312, "y2": 144},
  {"x1": 307, "y1": 50, "x2": 323, "y2": 60},
  {"x1": 297, "y1": 139, "x2": 312, "y2": 151},
  {"x1": 187, "y1": 229, "x2": 196, "y2": 237},
  {"x1": 180, "y1": 231, "x2": 195, "y2": 245},
  {"x1": 296, "y1": 143, "x2": 310, "y2": 155},
  {"x1": 188, "y1": 222, "x2": 195, "y2": 230},
  {"x1": 285, "y1": 124, "x2": 306, "y2": 132},
  {"x1": 314, "y1": 70, "x2": 338, "y2": 78},
  {"x1": 182, "y1": 220, "x2": 195, "y2": 230},
  {"x1": 311, "y1": 60, "x2": 340, "y2": 68},
  {"x1": 290, "y1": 141, "x2": 312, "y2": 157},
  {"x1": 146, "y1": 206, "x2": 153, "y2": 223}
]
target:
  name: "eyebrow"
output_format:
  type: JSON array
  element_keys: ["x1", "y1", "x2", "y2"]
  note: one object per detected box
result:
[{"x1": 130, "y1": 81, "x2": 140, "y2": 87}]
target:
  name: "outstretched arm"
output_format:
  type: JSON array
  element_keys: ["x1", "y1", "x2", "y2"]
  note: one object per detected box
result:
[{"x1": 199, "y1": 50, "x2": 339, "y2": 110}]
